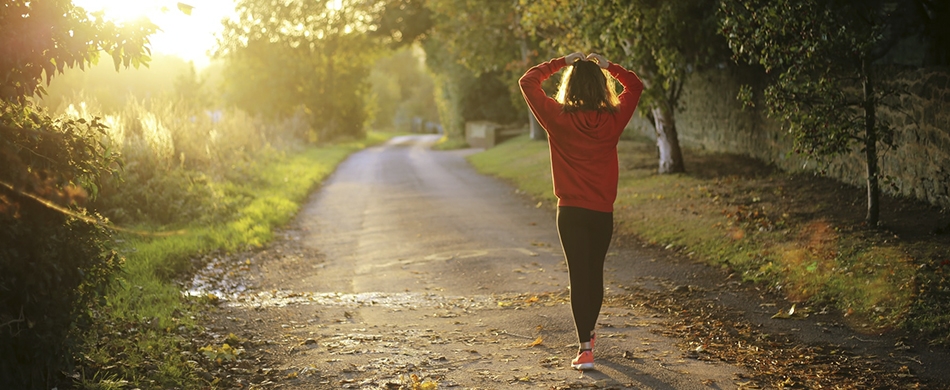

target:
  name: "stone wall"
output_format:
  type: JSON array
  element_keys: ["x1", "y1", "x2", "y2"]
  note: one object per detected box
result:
[{"x1": 629, "y1": 65, "x2": 950, "y2": 209}]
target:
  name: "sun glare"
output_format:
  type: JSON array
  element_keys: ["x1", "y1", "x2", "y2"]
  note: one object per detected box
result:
[
  {"x1": 73, "y1": 0, "x2": 158, "y2": 23},
  {"x1": 72, "y1": 0, "x2": 237, "y2": 70}
]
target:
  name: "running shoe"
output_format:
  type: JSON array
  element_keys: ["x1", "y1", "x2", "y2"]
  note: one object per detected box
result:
[{"x1": 571, "y1": 350, "x2": 594, "y2": 370}]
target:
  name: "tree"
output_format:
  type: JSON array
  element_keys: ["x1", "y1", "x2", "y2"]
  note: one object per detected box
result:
[
  {"x1": 367, "y1": 46, "x2": 439, "y2": 132},
  {"x1": 0, "y1": 1, "x2": 156, "y2": 103},
  {"x1": 217, "y1": 0, "x2": 379, "y2": 141},
  {"x1": 372, "y1": 0, "x2": 540, "y2": 143},
  {"x1": 720, "y1": 0, "x2": 928, "y2": 225},
  {"x1": 431, "y1": 0, "x2": 545, "y2": 138},
  {"x1": 521, "y1": 0, "x2": 729, "y2": 174},
  {"x1": 1, "y1": 1, "x2": 154, "y2": 387}
]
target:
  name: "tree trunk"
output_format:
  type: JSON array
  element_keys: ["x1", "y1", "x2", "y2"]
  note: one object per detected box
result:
[
  {"x1": 528, "y1": 113, "x2": 545, "y2": 140},
  {"x1": 652, "y1": 106, "x2": 685, "y2": 174},
  {"x1": 863, "y1": 59, "x2": 880, "y2": 225}
]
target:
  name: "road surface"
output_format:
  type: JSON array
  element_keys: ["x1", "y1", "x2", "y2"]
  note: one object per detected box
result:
[{"x1": 196, "y1": 134, "x2": 761, "y2": 389}]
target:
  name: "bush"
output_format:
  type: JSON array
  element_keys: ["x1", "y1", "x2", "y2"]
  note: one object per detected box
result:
[
  {"x1": 57, "y1": 95, "x2": 310, "y2": 228},
  {"x1": 0, "y1": 101, "x2": 122, "y2": 389},
  {"x1": 0, "y1": 203, "x2": 120, "y2": 389}
]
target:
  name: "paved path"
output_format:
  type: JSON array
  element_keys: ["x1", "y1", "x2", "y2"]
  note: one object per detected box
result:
[{"x1": 204, "y1": 135, "x2": 753, "y2": 389}]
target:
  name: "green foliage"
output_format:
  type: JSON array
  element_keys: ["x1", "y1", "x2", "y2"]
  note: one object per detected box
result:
[
  {"x1": 1, "y1": 3, "x2": 157, "y2": 387},
  {"x1": 368, "y1": 47, "x2": 440, "y2": 132},
  {"x1": 426, "y1": 0, "x2": 529, "y2": 75},
  {"x1": 429, "y1": 68, "x2": 468, "y2": 140},
  {"x1": 45, "y1": 90, "x2": 308, "y2": 228},
  {"x1": 374, "y1": 0, "x2": 541, "y2": 140},
  {"x1": 421, "y1": 0, "x2": 535, "y2": 136},
  {"x1": 372, "y1": 0, "x2": 433, "y2": 47},
  {"x1": 79, "y1": 138, "x2": 378, "y2": 389},
  {"x1": 0, "y1": 102, "x2": 120, "y2": 201},
  {"x1": 719, "y1": 0, "x2": 919, "y2": 223},
  {"x1": 720, "y1": 0, "x2": 879, "y2": 155},
  {"x1": 463, "y1": 72, "x2": 524, "y2": 124},
  {"x1": 0, "y1": 205, "x2": 121, "y2": 389},
  {"x1": 520, "y1": 0, "x2": 729, "y2": 173},
  {"x1": 0, "y1": 100, "x2": 123, "y2": 389},
  {"x1": 217, "y1": 0, "x2": 380, "y2": 141},
  {"x1": 523, "y1": 0, "x2": 727, "y2": 111},
  {"x1": 0, "y1": 0, "x2": 156, "y2": 103}
]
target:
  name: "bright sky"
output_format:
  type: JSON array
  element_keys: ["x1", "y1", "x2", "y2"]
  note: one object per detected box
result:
[{"x1": 72, "y1": 0, "x2": 238, "y2": 70}]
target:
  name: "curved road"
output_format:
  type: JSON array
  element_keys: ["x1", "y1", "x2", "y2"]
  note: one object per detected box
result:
[{"x1": 213, "y1": 135, "x2": 750, "y2": 389}]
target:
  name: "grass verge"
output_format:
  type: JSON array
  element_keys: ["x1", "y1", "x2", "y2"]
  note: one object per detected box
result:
[
  {"x1": 76, "y1": 132, "x2": 394, "y2": 389},
  {"x1": 467, "y1": 134, "x2": 950, "y2": 344},
  {"x1": 430, "y1": 134, "x2": 470, "y2": 150}
]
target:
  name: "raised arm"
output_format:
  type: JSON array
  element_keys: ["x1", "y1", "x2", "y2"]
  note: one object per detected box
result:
[
  {"x1": 586, "y1": 53, "x2": 643, "y2": 109},
  {"x1": 591, "y1": 53, "x2": 643, "y2": 125},
  {"x1": 519, "y1": 56, "x2": 570, "y2": 129}
]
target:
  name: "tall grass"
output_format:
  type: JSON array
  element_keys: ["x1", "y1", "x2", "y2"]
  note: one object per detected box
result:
[{"x1": 60, "y1": 93, "x2": 309, "y2": 227}]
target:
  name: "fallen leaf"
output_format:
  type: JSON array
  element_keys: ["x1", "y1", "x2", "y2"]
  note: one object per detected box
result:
[{"x1": 527, "y1": 336, "x2": 543, "y2": 347}]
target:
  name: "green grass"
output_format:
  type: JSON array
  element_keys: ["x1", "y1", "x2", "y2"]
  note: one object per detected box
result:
[
  {"x1": 79, "y1": 132, "x2": 395, "y2": 389},
  {"x1": 468, "y1": 133, "x2": 943, "y2": 339},
  {"x1": 430, "y1": 134, "x2": 471, "y2": 150}
]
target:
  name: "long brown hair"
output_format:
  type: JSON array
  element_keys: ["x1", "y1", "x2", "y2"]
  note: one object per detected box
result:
[{"x1": 556, "y1": 60, "x2": 619, "y2": 113}]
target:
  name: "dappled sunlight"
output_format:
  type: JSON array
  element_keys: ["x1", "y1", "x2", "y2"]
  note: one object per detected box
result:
[
  {"x1": 4, "y1": 0, "x2": 946, "y2": 387},
  {"x1": 775, "y1": 220, "x2": 842, "y2": 302},
  {"x1": 139, "y1": 111, "x2": 175, "y2": 163},
  {"x1": 772, "y1": 220, "x2": 916, "y2": 329}
]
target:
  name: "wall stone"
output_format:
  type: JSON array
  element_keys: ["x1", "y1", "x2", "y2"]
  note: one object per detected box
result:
[{"x1": 635, "y1": 65, "x2": 950, "y2": 210}]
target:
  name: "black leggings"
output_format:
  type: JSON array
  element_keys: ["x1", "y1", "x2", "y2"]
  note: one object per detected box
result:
[{"x1": 556, "y1": 206, "x2": 613, "y2": 344}]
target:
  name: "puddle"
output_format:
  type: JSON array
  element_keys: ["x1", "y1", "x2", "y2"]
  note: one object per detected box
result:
[
  {"x1": 185, "y1": 254, "x2": 251, "y2": 300},
  {"x1": 223, "y1": 290, "x2": 494, "y2": 309},
  {"x1": 185, "y1": 256, "x2": 494, "y2": 309},
  {"x1": 184, "y1": 246, "x2": 538, "y2": 310}
]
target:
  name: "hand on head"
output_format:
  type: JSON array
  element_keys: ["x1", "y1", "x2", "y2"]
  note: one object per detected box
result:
[
  {"x1": 565, "y1": 52, "x2": 610, "y2": 69},
  {"x1": 565, "y1": 52, "x2": 586, "y2": 64},
  {"x1": 586, "y1": 53, "x2": 609, "y2": 69}
]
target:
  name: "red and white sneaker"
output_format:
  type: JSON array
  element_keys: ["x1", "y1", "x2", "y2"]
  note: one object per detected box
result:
[{"x1": 571, "y1": 350, "x2": 594, "y2": 370}]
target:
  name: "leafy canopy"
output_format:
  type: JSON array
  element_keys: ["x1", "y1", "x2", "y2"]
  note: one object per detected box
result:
[
  {"x1": 0, "y1": 0, "x2": 156, "y2": 103},
  {"x1": 521, "y1": 0, "x2": 727, "y2": 111},
  {"x1": 217, "y1": 0, "x2": 380, "y2": 140},
  {"x1": 720, "y1": 0, "x2": 896, "y2": 157}
]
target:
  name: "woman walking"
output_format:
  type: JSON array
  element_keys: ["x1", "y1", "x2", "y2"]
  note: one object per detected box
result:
[{"x1": 519, "y1": 52, "x2": 643, "y2": 370}]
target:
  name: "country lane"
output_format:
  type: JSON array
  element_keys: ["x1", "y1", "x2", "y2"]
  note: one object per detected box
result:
[{"x1": 200, "y1": 134, "x2": 751, "y2": 389}]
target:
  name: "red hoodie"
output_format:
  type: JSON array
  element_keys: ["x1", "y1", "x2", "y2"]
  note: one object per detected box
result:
[{"x1": 519, "y1": 57, "x2": 644, "y2": 212}]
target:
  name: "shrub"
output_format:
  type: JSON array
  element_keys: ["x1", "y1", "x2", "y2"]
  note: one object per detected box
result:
[
  {"x1": 58, "y1": 95, "x2": 310, "y2": 228},
  {"x1": 0, "y1": 203, "x2": 120, "y2": 388},
  {"x1": 0, "y1": 101, "x2": 122, "y2": 389}
]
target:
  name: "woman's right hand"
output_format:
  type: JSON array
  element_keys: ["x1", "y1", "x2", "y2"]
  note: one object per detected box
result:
[
  {"x1": 586, "y1": 53, "x2": 609, "y2": 69},
  {"x1": 565, "y1": 52, "x2": 585, "y2": 65}
]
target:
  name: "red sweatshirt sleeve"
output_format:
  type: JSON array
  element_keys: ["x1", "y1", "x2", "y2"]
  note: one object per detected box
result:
[
  {"x1": 519, "y1": 57, "x2": 567, "y2": 132},
  {"x1": 606, "y1": 62, "x2": 644, "y2": 128}
]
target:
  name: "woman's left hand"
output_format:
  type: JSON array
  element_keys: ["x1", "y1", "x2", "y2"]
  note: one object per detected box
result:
[{"x1": 586, "y1": 53, "x2": 609, "y2": 69}]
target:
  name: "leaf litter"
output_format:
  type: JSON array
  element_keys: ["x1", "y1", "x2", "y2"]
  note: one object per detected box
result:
[{"x1": 183, "y1": 230, "x2": 941, "y2": 389}]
